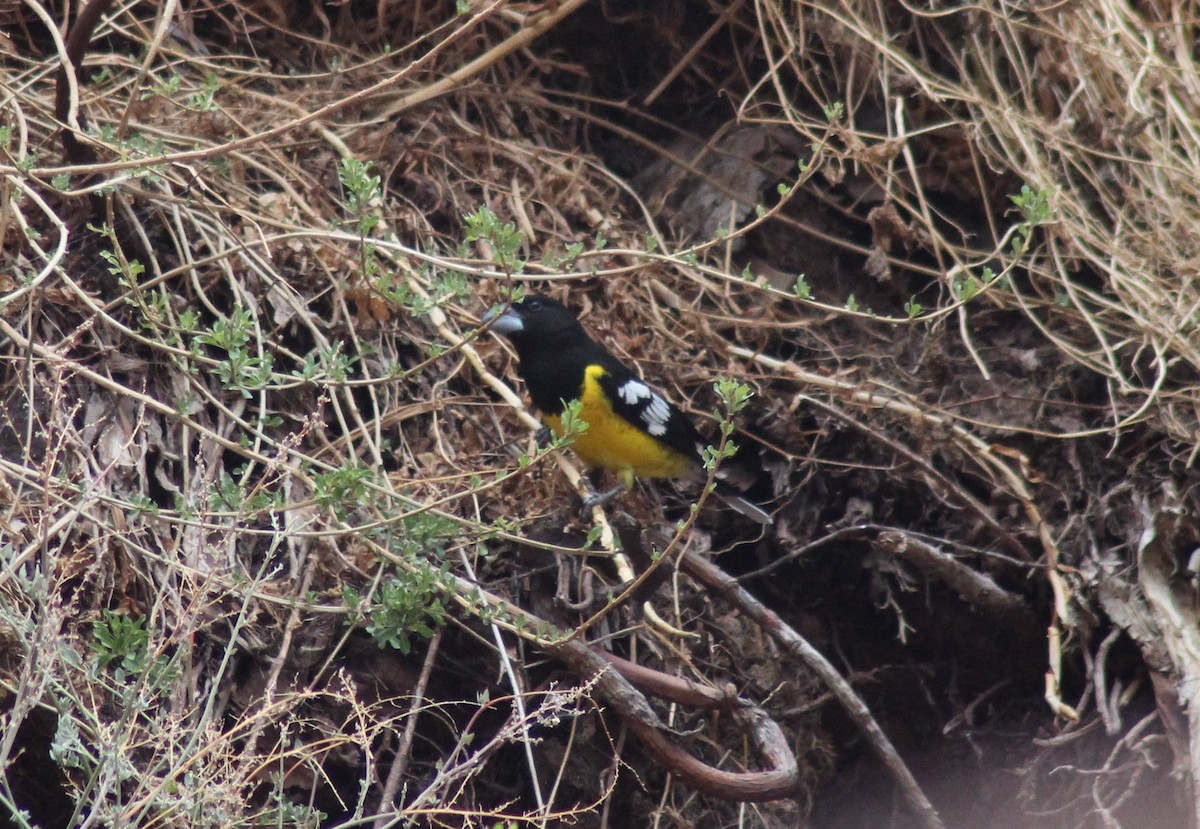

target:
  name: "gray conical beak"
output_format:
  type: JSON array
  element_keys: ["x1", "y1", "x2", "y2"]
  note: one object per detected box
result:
[{"x1": 482, "y1": 305, "x2": 523, "y2": 335}]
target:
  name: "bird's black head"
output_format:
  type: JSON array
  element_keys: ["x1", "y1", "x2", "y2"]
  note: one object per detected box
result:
[{"x1": 484, "y1": 294, "x2": 589, "y2": 354}]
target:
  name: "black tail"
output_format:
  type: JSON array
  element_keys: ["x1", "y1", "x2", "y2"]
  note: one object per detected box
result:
[{"x1": 713, "y1": 478, "x2": 773, "y2": 525}]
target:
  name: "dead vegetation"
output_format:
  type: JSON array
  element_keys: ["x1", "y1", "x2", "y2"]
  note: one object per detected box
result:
[{"x1": 2, "y1": 1, "x2": 1200, "y2": 827}]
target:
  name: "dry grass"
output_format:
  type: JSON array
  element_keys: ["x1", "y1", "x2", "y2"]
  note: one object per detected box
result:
[{"x1": 1, "y1": 1, "x2": 1198, "y2": 827}]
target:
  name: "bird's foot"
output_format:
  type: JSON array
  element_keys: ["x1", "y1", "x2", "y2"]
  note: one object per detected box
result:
[{"x1": 580, "y1": 479, "x2": 627, "y2": 514}]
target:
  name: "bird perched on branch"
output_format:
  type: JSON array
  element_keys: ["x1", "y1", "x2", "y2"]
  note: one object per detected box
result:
[{"x1": 484, "y1": 294, "x2": 772, "y2": 524}]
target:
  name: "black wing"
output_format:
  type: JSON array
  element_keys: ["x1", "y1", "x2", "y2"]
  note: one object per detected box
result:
[
  {"x1": 593, "y1": 353, "x2": 707, "y2": 463},
  {"x1": 594, "y1": 350, "x2": 773, "y2": 523}
]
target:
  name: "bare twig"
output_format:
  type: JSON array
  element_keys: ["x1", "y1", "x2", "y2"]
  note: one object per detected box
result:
[{"x1": 677, "y1": 549, "x2": 946, "y2": 829}]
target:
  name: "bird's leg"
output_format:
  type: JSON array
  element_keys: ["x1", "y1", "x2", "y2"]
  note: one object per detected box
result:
[
  {"x1": 581, "y1": 481, "x2": 628, "y2": 512},
  {"x1": 580, "y1": 468, "x2": 634, "y2": 513}
]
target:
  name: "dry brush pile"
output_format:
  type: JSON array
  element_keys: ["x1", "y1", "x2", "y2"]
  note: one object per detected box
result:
[{"x1": 1, "y1": 1, "x2": 1200, "y2": 828}]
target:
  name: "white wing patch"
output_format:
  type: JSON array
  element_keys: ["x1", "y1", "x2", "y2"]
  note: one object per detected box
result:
[{"x1": 617, "y1": 378, "x2": 672, "y2": 437}]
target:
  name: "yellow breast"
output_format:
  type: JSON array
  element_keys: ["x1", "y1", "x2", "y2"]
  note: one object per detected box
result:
[{"x1": 543, "y1": 365, "x2": 694, "y2": 483}]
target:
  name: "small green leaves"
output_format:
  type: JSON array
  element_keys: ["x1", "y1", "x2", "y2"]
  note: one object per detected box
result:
[
  {"x1": 98, "y1": 248, "x2": 145, "y2": 287},
  {"x1": 312, "y1": 462, "x2": 375, "y2": 519},
  {"x1": 355, "y1": 572, "x2": 446, "y2": 654},
  {"x1": 194, "y1": 305, "x2": 252, "y2": 352},
  {"x1": 339, "y1": 157, "x2": 382, "y2": 236},
  {"x1": 1010, "y1": 184, "x2": 1052, "y2": 226},
  {"x1": 555, "y1": 398, "x2": 590, "y2": 446},
  {"x1": 193, "y1": 306, "x2": 274, "y2": 397},
  {"x1": 793, "y1": 274, "x2": 812, "y2": 299},
  {"x1": 464, "y1": 205, "x2": 525, "y2": 273},
  {"x1": 714, "y1": 376, "x2": 753, "y2": 417},
  {"x1": 702, "y1": 377, "x2": 752, "y2": 471},
  {"x1": 1009, "y1": 184, "x2": 1053, "y2": 255},
  {"x1": 93, "y1": 611, "x2": 149, "y2": 676},
  {"x1": 955, "y1": 274, "x2": 982, "y2": 302},
  {"x1": 149, "y1": 72, "x2": 183, "y2": 98},
  {"x1": 185, "y1": 72, "x2": 220, "y2": 112}
]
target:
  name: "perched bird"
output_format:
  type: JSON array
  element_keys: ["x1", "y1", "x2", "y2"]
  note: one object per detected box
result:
[{"x1": 484, "y1": 294, "x2": 772, "y2": 524}]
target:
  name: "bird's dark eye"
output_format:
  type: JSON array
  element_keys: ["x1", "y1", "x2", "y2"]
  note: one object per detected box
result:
[{"x1": 524, "y1": 298, "x2": 543, "y2": 311}]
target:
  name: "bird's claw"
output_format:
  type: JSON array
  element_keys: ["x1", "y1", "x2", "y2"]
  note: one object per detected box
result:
[{"x1": 580, "y1": 481, "x2": 627, "y2": 514}]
